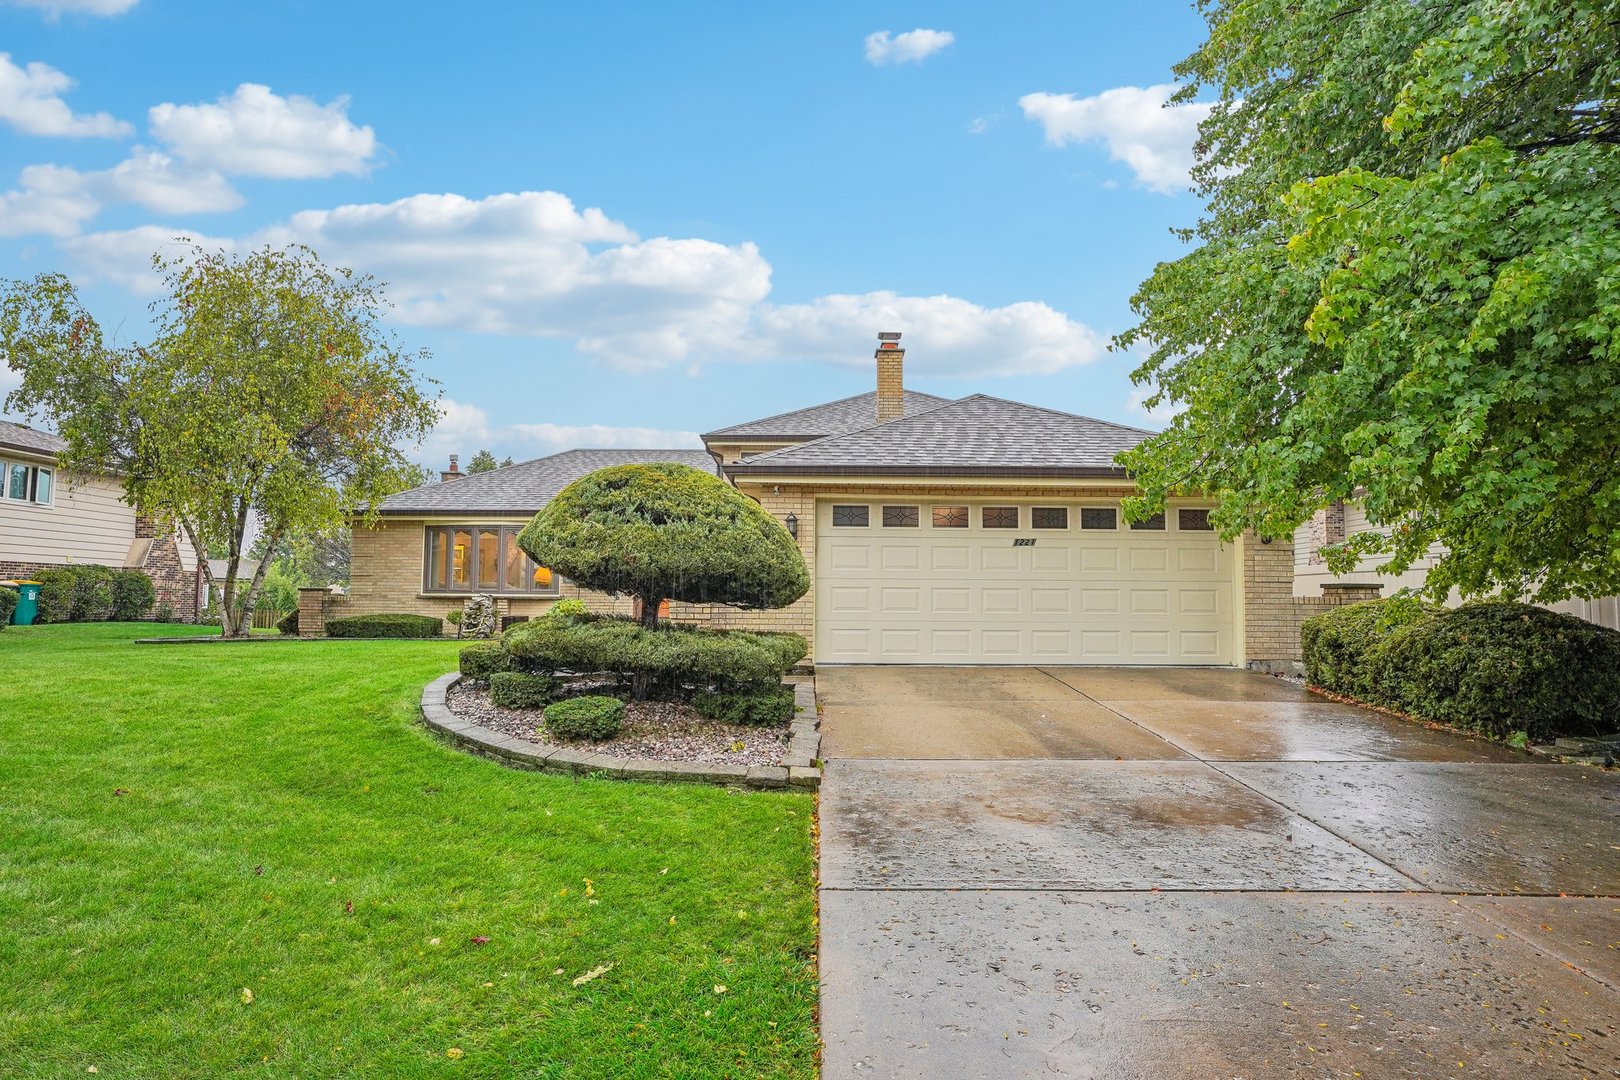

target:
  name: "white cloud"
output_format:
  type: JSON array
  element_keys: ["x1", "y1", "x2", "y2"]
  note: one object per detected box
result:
[
  {"x1": 63, "y1": 190, "x2": 1107, "y2": 377},
  {"x1": 1126, "y1": 385, "x2": 1185, "y2": 427},
  {"x1": 864, "y1": 29, "x2": 954, "y2": 66},
  {"x1": 59, "y1": 223, "x2": 234, "y2": 288},
  {"x1": 0, "y1": 53, "x2": 130, "y2": 137},
  {"x1": 149, "y1": 83, "x2": 378, "y2": 179},
  {"x1": 0, "y1": 151, "x2": 239, "y2": 237},
  {"x1": 1020, "y1": 84, "x2": 1212, "y2": 194},
  {"x1": 418, "y1": 397, "x2": 701, "y2": 463},
  {"x1": 510, "y1": 422, "x2": 703, "y2": 453},
  {"x1": 2, "y1": 0, "x2": 137, "y2": 17}
]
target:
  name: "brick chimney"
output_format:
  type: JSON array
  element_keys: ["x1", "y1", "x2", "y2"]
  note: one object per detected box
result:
[
  {"x1": 875, "y1": 331, "x2": 904, "y2": 423},
  {"x1": 440, "y1": 454, "x2": 462, "y2": 482}
]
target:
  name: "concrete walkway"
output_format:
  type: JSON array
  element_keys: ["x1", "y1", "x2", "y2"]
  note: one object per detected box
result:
[{"x1": 816, "y1": 666, "x2": 1620, "y2": 1079}]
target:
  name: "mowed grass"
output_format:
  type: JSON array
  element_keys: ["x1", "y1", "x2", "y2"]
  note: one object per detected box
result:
[{"x1": 0, "y1": 624, "x2": 817, "y2": 1078}]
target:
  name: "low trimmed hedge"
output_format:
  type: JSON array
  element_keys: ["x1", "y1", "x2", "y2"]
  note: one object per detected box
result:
[
  {"x1": 1301, "y1": 597, "x2": 1434, "y2": 698},
  {"x1": 326, "y1": 613, "x2": 443, "y2": 639},
  {"x1": 460, "y1": 641, "x2": 516, "y2": 681},
  {"x1": 544, "y1": 695, "x2": 625, "y2": 742},
  {"x1": 490, "y1": 671, "x2": 561, "y2": 709},
  {"x1": 692, "y1": 684, "x2": 795, "y2": 727},
  {"x1": 502, "y1": 614, "x2": 806, "y2": 692},
  {"x1": 0, "y1": 586, "x2": 16, "y2": 629},
  {"x1": 1366, "y1": 602, "x2": 1620, "y2": 742},
  {"x1": 35, "y1": 565, "x2": 154, "y2": 623},
  {"x1": 276, "y1": 609, "x2": 299, "y2": 636}
]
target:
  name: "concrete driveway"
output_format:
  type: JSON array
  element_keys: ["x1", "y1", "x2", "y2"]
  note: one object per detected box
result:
[{"x1": 817, "y1": 666, "x2": 1620, "y2": 1079}]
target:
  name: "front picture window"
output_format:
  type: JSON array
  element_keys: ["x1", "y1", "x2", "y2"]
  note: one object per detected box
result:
[{"x1": 425, "y1": 526, "x2": 560, "y2": 596}]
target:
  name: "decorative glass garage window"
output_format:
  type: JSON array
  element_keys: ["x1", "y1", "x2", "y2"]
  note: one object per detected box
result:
[
  {"x1": 1129, "y1": 511, "x2": 1167, "y2": 531},
  {"x1": 882, "y1": 505, "x2": 919, "y2": 527},
  {"x1": 424, "y1": 525, "x2": 561, "y2": 595},
  {"x1": 1079, "y1": 507, "x2": 1117, "y2": 530},
  {"x1": 982, "y1": 506, "x2": 1019, "y2": 529},
  {"x1": 1031, "y1": 507, "x2": 1068, "y2": 529},
  {"x1": 1178, "y1": 508, "x2": 1215, "y2": 531},
  {"x1": 831, "y1": 504, "x2": 870, "y2": 527},
  {"x1": 932, "y1": 505, "x2": 969, "y2": 528}
]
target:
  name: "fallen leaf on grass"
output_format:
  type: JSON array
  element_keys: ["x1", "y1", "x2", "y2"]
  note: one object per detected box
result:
[
  {"x1": 113, "y1": 789, "x2": 128, "y2": 797},
  {"x1": 469, "y1": 936, "x2": 490, "y2": 946},
  {"x1": 240, "y1": 988, "x2": 254, "y2": 1005},
  {"x1": 713, "y1": 984, "x2": 728, "y2": 994},
  {"x1": 344, "y1": 901, "x2": 354, "y2": 915},
  {"x1": 572, "y1": 963, "x2": 614, "y2": 986},
  {"x1": 446, "y1": 1047, "x2": 464, "y2": 1060}
]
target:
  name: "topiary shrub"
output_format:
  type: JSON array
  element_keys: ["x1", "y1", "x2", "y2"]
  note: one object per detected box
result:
[
  {"x1": 36, "y1": 564, "x2": 117, "y2": 623},
  {"x1": 326, "y1": 613, "x2": 443, "y2": 639},
  {"x1": 691, "y1": 684, "x2": 795, "y2": 727},
  {"x1": 1301, "y1": 596, "x2": 1433, "y2": 697},
  {"x1": 1364, "y1": 601, "x2": 1620, "y2": 742},
  {"x1": 0, "y1": 586, "x2": 17, "y2": 629},
  {"x1": 460, "y1": 641, "x2": 515, "y2": 681},
  {"x1": 544, "y1": 694, "x2": 625, "y2": 741},
  {"x1": 503, "y1": 614, "x2": 807, "y2": 694},
  {"x1": 490, "y1": 670, "x2": 562, "y2": 709},
  {"x1": 547, "y1": 597, "x2": 589, "y2": 620},
  {"x1": 276, "y1": 608, "x2": 299, "y2": 636},
  {"x1": 110, "y1": 570, "x2": 156, "y2": 621}
]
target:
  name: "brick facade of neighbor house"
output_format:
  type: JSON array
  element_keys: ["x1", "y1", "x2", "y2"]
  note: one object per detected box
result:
[
  {"x1": 133, "y1": 512, "x2": 201, "y2": 622},
  {"x1": 1242, "y1": 529, "x2": 1382, "y2": 668}
]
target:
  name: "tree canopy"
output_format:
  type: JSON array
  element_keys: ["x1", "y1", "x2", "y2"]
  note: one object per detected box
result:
[
  {"x1": 1, "y1": 243, "x2": 439, "y2": 634},
  {"x1": 517, "y1": 463, "x2": 809, "y2": 627},
  {"x1": 464, "y1": 449, "x2": 513, "y2": 474},
  {"x1": 1119, "y1": 0, "x2": 1620, "y2": 603}
]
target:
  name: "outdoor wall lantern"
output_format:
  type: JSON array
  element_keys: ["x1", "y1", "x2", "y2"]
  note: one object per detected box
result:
[{"x1": 785, "y1": 512, "x2": 798, "y2": 539}]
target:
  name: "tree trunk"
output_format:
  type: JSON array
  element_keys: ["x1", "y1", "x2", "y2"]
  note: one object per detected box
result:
[{"x1": 631, "y1": 595, "x2": 664, "y2": 700}]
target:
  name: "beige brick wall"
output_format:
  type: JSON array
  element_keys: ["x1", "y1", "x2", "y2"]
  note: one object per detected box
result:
[{"x1": 1242, "y1": 530, "x2": 1381, "y2": 665}]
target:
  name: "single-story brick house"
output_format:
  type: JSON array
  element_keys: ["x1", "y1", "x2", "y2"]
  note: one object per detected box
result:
[
  {"x1": 0, "y1": 419, "x2": 203, "y2": 620},
  {"x1": 330, "y1": 336, "x2": 1382, "y2": 666}
]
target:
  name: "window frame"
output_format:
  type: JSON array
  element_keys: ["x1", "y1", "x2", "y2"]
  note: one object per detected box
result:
[
  {"x1": 1079, "y1": 506, "x2": 1118, "y2": 531},
  {"x1": 831, "y1": 504, "x2": 871, "y2": 528},
  {"x1": 1030, "y1": 506, "x2": 1069, "y2": 530},
  {"x1": 422, "y1": 524, "x2": 562, "y2": 596},
  {"x1": 1, "y1": 460, "x2": 54, "y2": 507}
]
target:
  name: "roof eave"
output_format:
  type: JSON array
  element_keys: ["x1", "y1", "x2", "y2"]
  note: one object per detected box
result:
[{"x1": 724, "y1": 464, "x2": 1132, "y2": 480}]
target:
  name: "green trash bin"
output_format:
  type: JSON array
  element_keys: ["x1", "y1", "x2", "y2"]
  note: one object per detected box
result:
[{"x1": 3, "y1": 580, "x2": 42, "y2": 625}]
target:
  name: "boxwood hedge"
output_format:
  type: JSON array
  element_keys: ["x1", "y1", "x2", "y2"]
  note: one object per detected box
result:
[
  {"x1": 691, "y1": 684, "x2": 795, "y2": 727},
  {"x1": 0, "y1": 586, "x2": 17, "y2": 629},
  {"x1": 326, "y1": 613, "x2": 443, "y2": 639},
  {"x1": 1300, "y1": 597, "x2": 1434, "y2": 697},
  {"x1": 459, "y1": 641, "x2": 516, "y2": 681},
  {"x1": 544, "y1": 694, "x2": 625, "y2": 741},
  {"x1": 490, "y1": 671, "x2": 561, "y2": 710}
]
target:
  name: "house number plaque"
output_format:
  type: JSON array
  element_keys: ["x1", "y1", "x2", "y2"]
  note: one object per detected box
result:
[{"x1": 1012, "y1": 538, "x2": 1036, "y2": 547}]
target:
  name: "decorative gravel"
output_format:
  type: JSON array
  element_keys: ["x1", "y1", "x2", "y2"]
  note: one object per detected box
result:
[{"x1": 446, "y1": 681, "x2": 792, "y2": 767}]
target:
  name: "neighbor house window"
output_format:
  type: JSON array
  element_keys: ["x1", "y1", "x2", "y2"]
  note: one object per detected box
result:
[
  {"x1": 1178, "y1": 508, "x2": 1214, "y2": 531},
  {"x1": 832, "y1": 505, "x2": 870, "y2": 527},
  {"x1": 1, "y1": 462, "x2": 53, "y2": 506},
  {"x1": 1031, "y1": 507, "x2": 1068, "y2": 529},
  {"x1": 423, "y1": 525, "x2": 560, "y2": 595},
  {"x1": 882, "y1": 505, "x2": 919, "y2": 527},
  {"x1": 982, "y1": 506, "x2": 1019, "y2": 529},
  {"x1": 932, "y1": 505, "x2": 968, "y2": 528},
  {"x1": 1130, "y1": 511, "x2": 1167, "y2": 531},
  {"x1": 1080, "y1": 507, "x2": 1117, "y2": 530}
]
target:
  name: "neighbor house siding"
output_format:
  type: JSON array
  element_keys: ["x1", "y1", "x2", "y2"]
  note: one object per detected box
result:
[{"x1": 0, "y1": 460, "x2": 138, "y2": 568}]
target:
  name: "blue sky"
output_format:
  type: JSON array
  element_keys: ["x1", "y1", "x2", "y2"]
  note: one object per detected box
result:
[{"x1": 0, "y1": 0, "x2": 1211, "y2": 467}]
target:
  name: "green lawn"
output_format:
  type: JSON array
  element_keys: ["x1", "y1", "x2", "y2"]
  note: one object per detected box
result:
[{"x1": 0, "y1": 624, "x2": 818, "y2": 1078}]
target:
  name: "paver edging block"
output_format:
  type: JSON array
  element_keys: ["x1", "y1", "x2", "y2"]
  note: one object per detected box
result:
[{"x1": 419, "y1": 672, "x2": 820, "y2": 791}]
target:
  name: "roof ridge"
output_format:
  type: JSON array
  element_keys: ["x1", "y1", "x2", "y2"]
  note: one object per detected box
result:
[
  {"x1": 738, "y1": 392, "x2": 967, "y2": 464},
  {"x1": 700, "y1": 388, "x2": 953, "y2": 439},
  {"x1": 952, "y1": 393, "x2": 1159, "y2": 435}
]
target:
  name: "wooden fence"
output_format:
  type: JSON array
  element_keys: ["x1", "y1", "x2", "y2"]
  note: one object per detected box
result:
[{"x1": 251, "y1": 608, "x2": 289, "y2": 630}]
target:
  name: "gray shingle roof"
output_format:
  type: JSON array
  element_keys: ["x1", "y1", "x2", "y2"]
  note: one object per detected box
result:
[
  {"x1": 0, "y1": 420, "x2": 66, "y2": 458},
  {"x1": 375, "y1": 448, "x2": 719, "y2": 515},
  {"x1": 702, "y1": 390, "x2": 954, "y2": 441},
  {"x1": 724, "y1": 395, "x2": 1154, "y2": 477}
]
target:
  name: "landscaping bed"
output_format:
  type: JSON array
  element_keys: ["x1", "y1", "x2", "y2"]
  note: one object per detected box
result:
[{"x1": 446, "y1": 679, "x2": 792, "y2": 766}]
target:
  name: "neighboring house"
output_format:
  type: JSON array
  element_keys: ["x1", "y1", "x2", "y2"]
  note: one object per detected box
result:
[
  {"x1": 335, "y1": 336, "x2": 1376, "y2": 667},
  {"x1": 0, "y1": 420, "x2": 202, "y2": 620},
  {"x1": 1294, "y1": 501, "x2": 1620, "y2": 630},
  {"x1": 201, "y1": 558, "x2": 263, "y2": 613}
]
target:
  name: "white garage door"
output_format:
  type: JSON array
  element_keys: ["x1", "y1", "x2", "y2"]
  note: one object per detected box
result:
[{"x1": 815, "y1": 499, "x2": 1236, "y2": 665}]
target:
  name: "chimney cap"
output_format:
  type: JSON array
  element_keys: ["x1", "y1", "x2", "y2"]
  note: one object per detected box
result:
[{"x1": 877, "y1": 331, "x2": 902, "y2": 342}]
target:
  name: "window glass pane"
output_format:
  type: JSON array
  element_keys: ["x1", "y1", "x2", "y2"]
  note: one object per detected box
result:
[
  {"x1": 504, "y1": 531, "x2": 529, "y2": 591},
  {"x1": 881, "y1": 505, "x2": 919, "y2": 527},
  {"x1": 33, "y1": 467, "x2": 50, "y2": 504},
  {"x1": 1129, "y1": 511, "x2": 1167, "y2": 531},
  {"x1": 1080, "y1": 507, "x2": 1117, "y2": 530},
  {"x1": 7, "y1": 464, "x2": 25, "y2": 501},
  {"x1": 477, "y1": 530, "x2": 500, "y2": 588},
  {"x1": 1178, "y1": 508, "x2": 1214, "y2": 531},
  {"x1": 982, "y1": 506, "x2": 1018, "y2": 529},
  {"x1": 932, "y1": 505, "x2": 968, "y2": 528},
  {"x1": 451, "y1": 530, "x2": 472, "y2": 588},
  {"x1": 831, "y1": 504, "x2": 869, "y2": 527},
  {"x1": 1031, "y1": 507, "x2": 1068, "y2": 529},
  {"x1": 427, "y1": 530, "x2": 446, "y2": 590}
]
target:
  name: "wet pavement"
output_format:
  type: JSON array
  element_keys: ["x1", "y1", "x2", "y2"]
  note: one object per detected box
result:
[{"x1": 816, "y1": 665, "x2": 1620, "y2": 1079}]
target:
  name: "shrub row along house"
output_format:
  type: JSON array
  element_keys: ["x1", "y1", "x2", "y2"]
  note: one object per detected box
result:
[
  {"x1": 324, "y1": 333, "x2": 1423, "y2": 669},
  {"x1": 0, "y1": 419, "x2": 202, "y2": 620}
]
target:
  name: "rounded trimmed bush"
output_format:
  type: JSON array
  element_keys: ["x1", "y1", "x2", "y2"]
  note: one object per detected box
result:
[
  {"x1": 459, "y1": 641, "x2": 515, "y2": 681},
  {"x1": 490, "y1": 670, "x2": 561, "y2": 709},
  {"x1": 544, "y1": 694, "x2": 625, "y2": 742},
  {"x1": 110, "y1": 570, "x2": 156, "y2": 621},
  {"x1": 326, "y1": 613, "x2": 443, "y2": 639},
  {"x1": 276, "y1": 608, "x2": 299, "y2": 636},
  {"x1": 517, "y1": 463, "x2": 809, "y2": 614},
  {"x1": 0, "y1": 586, "x2": 17, "y2": 629},
  {"x1": 691, "y1": 684, "x2": 795, "y2": 727},
  {"x1": 1301, "y1": 596, "x2": 1433, "y2": 697},
  {"x1": 502, "y1": 614, "x2": 806, "y2": 691},
  {"x1": 36, "y1": 564, "x2": 116, "y2": 623},
  {"x1": 1365, "y1": 601, "x2": 1620, "y2": 742}
]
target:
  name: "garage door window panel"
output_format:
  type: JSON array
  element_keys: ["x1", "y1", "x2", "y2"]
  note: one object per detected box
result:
[
  {"x1": 1032, "y1": 507, "x2": 1069, "y2": 529},
  {"x1": 832, "y1": 505, "x2": 870, "y2": 527},
  {"x1": 982, "y1": 506, "x2": 1019, "y2": 529},
  {"x1": 882, "y1": 505, "x2": 919, "y2": 527},
  {"x1": 1130, "y1": 511, "x2": 1167, "y2": 531},
  {"x1": 1178, "y1": 508, "x2": 1214, "y2": 531},
  {"x1": 1080, "y1": 507, "x2": 1118, "y2": 530},
  {"x1": 932, "y1": 505, "x2": 969, "y2": 528}
]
